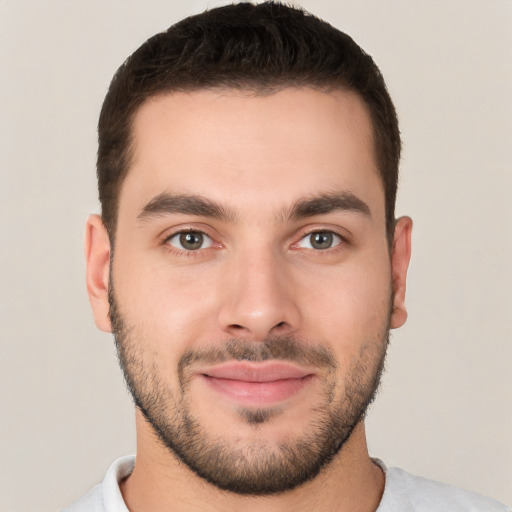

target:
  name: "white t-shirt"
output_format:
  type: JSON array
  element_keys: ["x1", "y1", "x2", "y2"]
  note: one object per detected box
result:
[{"x1": 63, "y1": 455, "x2": 510, "y2": 512}]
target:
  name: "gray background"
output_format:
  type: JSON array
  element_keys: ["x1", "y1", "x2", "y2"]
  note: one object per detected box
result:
[{"x1": 0, "y1": 1, "x2": 511, "y2": 510}]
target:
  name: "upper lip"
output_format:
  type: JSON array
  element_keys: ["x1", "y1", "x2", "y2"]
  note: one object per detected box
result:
[{"x1": 198, "y1": 361, "x2": 313, "y2": 382}]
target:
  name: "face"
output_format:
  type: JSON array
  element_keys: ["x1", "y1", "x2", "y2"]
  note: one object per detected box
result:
[{"x1": 86, "y1": 87, "x2": 411, "y2": 495}]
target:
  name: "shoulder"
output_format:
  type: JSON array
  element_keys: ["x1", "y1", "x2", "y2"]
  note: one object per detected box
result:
[
  {"x1": 62, "y1": 484, "x2": 104, "y2": 512},
  {"x1": 61, "y1": 455, "x2": 135, "y2": 512},
  {"x1": 378, "y1": 464, "x2": 510, "y2": 512}
]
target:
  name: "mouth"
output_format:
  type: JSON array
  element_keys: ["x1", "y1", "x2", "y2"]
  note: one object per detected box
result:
[{"x1": 196, "y1": 361, "x2": 315, "y2": 406}]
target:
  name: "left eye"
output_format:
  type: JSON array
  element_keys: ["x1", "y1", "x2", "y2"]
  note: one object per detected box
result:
[
  {"x1": 297, "y1": 231, "x2": 342, "y2": 250},
  {"x1": 166, "y1": 231, "x2": 213, "y2": 251}
]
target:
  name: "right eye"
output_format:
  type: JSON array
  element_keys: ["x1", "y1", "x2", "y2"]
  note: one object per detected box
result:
[{"x1": 166, "y1": 231, "x2": 213, "y2": 251}]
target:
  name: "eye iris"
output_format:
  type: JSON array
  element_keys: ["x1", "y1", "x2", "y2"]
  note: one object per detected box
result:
[
  {"x1": 310, "y1": 231, "x2": 333, "y2": 250},
  {"x1": 180, "y1": 232, "x2": 203, "y2": 250}
]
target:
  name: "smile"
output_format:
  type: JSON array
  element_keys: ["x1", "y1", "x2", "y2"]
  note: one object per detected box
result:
[{"x1": 197, "y1": 361, "x2": 315, "y2": 406}]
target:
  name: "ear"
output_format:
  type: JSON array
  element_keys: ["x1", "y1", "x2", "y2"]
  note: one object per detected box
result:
[
  {"x1": 390, "y1": 216, "x2": 413, "y2": 329},
  {"x1": 84, "y1": 214, "x2": 112, "y2": 332}
]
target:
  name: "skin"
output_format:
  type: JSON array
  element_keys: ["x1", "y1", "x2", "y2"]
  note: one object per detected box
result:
[{"x1": 85, "y1": 87, "x2": 412, "y2": 512}]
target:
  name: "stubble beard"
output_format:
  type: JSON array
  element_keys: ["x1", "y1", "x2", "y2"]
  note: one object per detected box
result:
[{"x1": 109, "y1": 284, "x2": 390, "y2": 496}]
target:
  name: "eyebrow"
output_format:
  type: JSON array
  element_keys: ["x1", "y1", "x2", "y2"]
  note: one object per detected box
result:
[
  {"x1": 286, "y1": 191, "x2": 371, "y2": 221},
  {"x1": 137, "y1": 190, "x2": 371, "y2": 224},
  {"x1": 137, "y1": 192, "x2": 236, "y2": 222}
]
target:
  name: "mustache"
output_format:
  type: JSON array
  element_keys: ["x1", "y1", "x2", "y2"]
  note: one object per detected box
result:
[{"x1": 178, "y1": 336, "x2": 337, "y2": 383}]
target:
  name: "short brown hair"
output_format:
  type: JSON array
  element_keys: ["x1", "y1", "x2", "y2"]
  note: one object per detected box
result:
[{"x1": 98, "y1": 1, "x2": 401, "y2": 242}]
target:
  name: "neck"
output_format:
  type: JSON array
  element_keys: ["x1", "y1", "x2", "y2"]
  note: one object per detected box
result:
[{"x1": 120, "y1": 411, "x2": 385, "y2": 512}]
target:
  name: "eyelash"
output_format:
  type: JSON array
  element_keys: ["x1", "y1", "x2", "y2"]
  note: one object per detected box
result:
[
  {"x1": 162, "y1": 227, "x2": 347, "y2": 258},
  {"x1": 294, "y1": 230, "x2": 345, "y2": 252},
  {"x1": 162, "y1": 228, "x2": 217, "y2": 257}
]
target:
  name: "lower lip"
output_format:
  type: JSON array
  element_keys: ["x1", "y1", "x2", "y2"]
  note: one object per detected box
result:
[{"x1": 202, "y1": 375, "x2": 313, "y2": 406}]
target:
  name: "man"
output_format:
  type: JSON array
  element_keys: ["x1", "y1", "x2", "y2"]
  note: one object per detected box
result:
[{"x1": 64, "y1": 2, "x2": 509, "y2": 511}]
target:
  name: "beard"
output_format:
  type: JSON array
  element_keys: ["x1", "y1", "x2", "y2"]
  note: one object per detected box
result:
[{"x1": 109, "y1": 283, "x2": 390, "y2": 496}]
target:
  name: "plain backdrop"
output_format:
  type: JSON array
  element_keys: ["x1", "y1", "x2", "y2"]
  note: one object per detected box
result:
[{"x1": 0, "y1": 1, "x2": 511, "y2": 510}]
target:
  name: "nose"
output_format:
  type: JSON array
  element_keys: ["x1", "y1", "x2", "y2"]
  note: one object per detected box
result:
[{"x1": 217, "y1": 248, "x2": 301, "y2": 341}]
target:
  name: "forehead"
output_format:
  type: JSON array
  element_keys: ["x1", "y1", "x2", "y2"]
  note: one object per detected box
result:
[{"x1": 121, "y1": 87, "x2": 384, "y2": 222}]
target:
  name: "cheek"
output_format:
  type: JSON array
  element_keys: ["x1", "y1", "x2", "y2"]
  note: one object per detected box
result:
[
  {"x1": 113, "y1": 256, "x2": 222, "y2": 353},
  {"x1": 297, "y1": 255, "x2": 392, "y2": 351}
]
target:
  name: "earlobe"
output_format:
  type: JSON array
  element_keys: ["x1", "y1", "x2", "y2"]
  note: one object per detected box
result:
[
  {"x1": 84, "y1": 214, "x2": 112, "y2": 332},
  {"x1": 390, "y1": 216, "x2": 413, "y2": 329}
]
